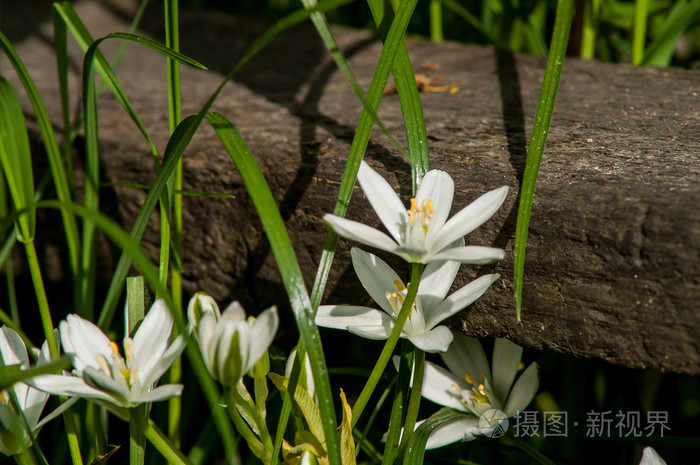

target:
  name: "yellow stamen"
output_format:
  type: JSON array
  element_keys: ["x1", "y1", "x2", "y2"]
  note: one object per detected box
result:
[
  {"x1": 451, "y1": 383, "x2": 460, "y2": 393},
  {"x1": 96, "y1": 354, "x2": 111, "y2": 376},
  {"x1": 407, "y1": 198, "x2": 418, "y2": 223},
  {"x1": 109, "y1": 341, "x2": 120, "y2": 354},
  {"x1": 393, "y1": 280, "x2": 405, "y2": 292},
  {"x1": 465, "y1": 373, "x2": 475, "y2": 384},
  {"x1": 121, "y1": 368, "x2": 131, "y2": 386}
]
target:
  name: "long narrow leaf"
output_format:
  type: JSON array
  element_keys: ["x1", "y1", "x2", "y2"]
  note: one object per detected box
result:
[
  {"x1": 0, "y1": 76, "x2": 35, "y2": 241},
  {"x1": 205, "y1": 112, "x2": 342, "y2": 465},
  {"x1": 513, "y1": 0, "x2": 574, "y2": 319},
  {"x1": 401, "y1": 408, "x2": 464, "y2": 465},
  {"x1": 642, "y1": 0, "x2": 700, "y2": 66}
]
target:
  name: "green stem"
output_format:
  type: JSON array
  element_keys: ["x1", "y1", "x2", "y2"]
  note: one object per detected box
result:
[
  {"x1": 351, "y1": 262, "x2": 423, "y2": 427},
  {"x1": 13, "y1": 449, "x2": 39, "y2": 465},
  {"x1": 380, "y1": 342, "x2": 413, "y2": 465},
  {"x1": 164, "y1": 0, "x2": 183, "y2": 447},
  {"x1": 136, "y1": 410, "x2": 193, "y2": 465},
  {"x1": 429, "y1": 0, "x2": 444, "y2": 42},
  {"x1": 580, "y1": 0, "x2": 599, "y2": 59},
  {"x1": 398, "y1": 348, "x2": 424, "y2": 458},
  {"x1": 632, "y1": 0, "x2": 649, "y2": 65},
  {"x1": 22, "y1": 241, "x2": 57, "y2": 358},
  {"x1": 62, "y1": 404, "x2": 84, "y2": 465},
  {"x1": 130, "y1": 405, "x2": 147, "y2": 465},
  {"x1": 225, "y1": 389, "x2": 269, "y2": 463}
]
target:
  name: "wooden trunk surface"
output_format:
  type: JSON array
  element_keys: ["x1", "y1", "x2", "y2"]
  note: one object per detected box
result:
[{"x1": 3, "y1": 0, "x2": 699, "y2": 373}]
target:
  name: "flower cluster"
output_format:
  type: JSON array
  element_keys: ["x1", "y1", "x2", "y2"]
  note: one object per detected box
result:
[{"x1": 316, "y1": 160, "x2": 539, "y2": 448}]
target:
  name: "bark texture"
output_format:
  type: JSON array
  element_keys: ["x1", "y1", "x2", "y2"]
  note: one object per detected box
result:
[{"x1": 3, "y1": 0, "x2": 699, "y2": 373}]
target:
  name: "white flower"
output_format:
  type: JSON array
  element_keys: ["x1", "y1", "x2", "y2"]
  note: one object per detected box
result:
[
  {"x1": 419, "y1": 334, "x2": 538, "y2": 448},
  {"x1": 315, "y1": 248, "x2": 499, "y2": 353},
  {"x1": 639, "y1": 447, "x2": 667, "y2": 465},
  {"x1": 0, "y1": 327, "x2": 69, "y2": 455},
  {"x1": 31, "y1": 299, "x2": 186, "y2": 411},
  {"x1": 188, "y1": 293, "x2": 279, "y2": 386},
  {"x1": 323, "y1": 161, "x2": 508, "y2": 264}
]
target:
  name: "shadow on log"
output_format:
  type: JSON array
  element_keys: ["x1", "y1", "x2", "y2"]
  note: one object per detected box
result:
[{"x1": 2, "y1": 0, "x2": 699, "y2": 374}]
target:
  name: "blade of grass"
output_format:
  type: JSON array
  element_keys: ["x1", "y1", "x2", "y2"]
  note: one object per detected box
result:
[
  {"x1": 633, "y1": 0, "x2": 650, "y2": 65},
  {"x1": 205, "y1": 112, "x2": 342, "y2": 465},
  {"x1": 401, "y1": 408, "x2": 464, "y2": 465},
  {"x1": 580, "y1": 0, "x2": 600, "y2": 59},
  {"x1": 309, "y1": 0, "x2": 420, "y2": 311},
  {"x1": 164, "y1": 0, "x2": 184, "y2": 448},
  {"x1": 430, "y1": 0, "x2": 444, "y2": 42},
  {"x1": 642, "y1": 0, "x2": 700, "y2": 66},
  {"x1": 513, "y1": 0, "x2": 574, "y2": 320}
]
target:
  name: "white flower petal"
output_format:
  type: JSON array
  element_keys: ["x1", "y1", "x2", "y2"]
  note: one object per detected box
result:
[
  {"x1": 60, "y1": 315, "x2": 113, "y2": 373},
  {"x1": 431, "y1": 185, "x2": 509, "y2": 253},
  {"x1": 315, "y1": 306, "x2": 395, "y2": 330},
  {"x1": 415, "y1": 169, "x2": 454, "y2": 234},
  {"x1": 417, "y1": 258, "x2": 461, "y2": 313},
  {"x1": 441, "y1": 334, "x2": 493, "y2": 388},
  {"x1": 431, "y1": 246, "x2": 505, "y2": 264},
  {"x1": 406, "y1": 326, "x2": 453, "y2": 353},
  {"x1": 347, "y1": 324, "x2": 394, "y2": 340},
  {"x1": 422, "y1": 361, "x2": 469, "y2": 412},
  {"x1": 0, "y1": 326, "x2": 29, "y2": 367},
  {"x1": 132, "y1": 299, "x2": 173, "y2": 377},
  {"x1": 351, "y1": 248, "x2": 406, "y2": 315},
  {"x1": 492, "y1": 338, "x2": 523, "y2": 402},
  {"x1": 323, "y1": 214, "x2": 400, "y2": 254},
  {"x1": 187, "y1": 292, "x2": 220, "y2": 333},
  {"x1": 139, "y1": 335, "x2": 186, "y2": 389},
  {"x1": 357, "y1": 160, "x2": 408, "y2": 243},
  {"x1": 425, "y1": 274, "x2": 499, "y2": 330},
  {"x1": 136, "y1": 384, "x2": 183, "y2": 403},
  {"x1": 31, "y1": 374, "x2": 116, "y2": 404},
  {"x1": 82, "y1": 368, "x2": 129, "y2": 406},
  {"x1": 21, "y1": 384, "x2": 49, "y2": 427},
  {"x1": 245, "y1": 307, "x2": 279, "y2": 373},
  {"x1": 640, "y1": 447, "x2": 667, "y2": 465},
  {"x1": 425, "y1": 416, "x2": 481, "y2": 449},
  {"x1": 503, "y1": 362, "x2": 539, "y2": 417},
  {"x1": 221, "y1": 301, "x2": 247, "y2": 326}
]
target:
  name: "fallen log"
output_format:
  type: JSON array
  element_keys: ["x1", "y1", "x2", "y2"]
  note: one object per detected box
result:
[{"x1": 3, "y1": 0, "x2": 699, "y2": 373}]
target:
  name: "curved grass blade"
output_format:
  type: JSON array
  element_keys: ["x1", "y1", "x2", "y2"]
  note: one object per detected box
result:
[
  {"x1": 642, "y1": 0, "x2": 700, "y2": 66},
  {"x1": 310, "y1": 0, "x2": 419, "y2": 311},
  {"x1": 205, "y1": 112, "x2": 342, "y2": 465},
  {"x1": 513, "y1": 0, "x2": 574, "y2": 320},
  {"x1": 401, "y1": 408, "x2": 464, "y2": 465},
  {"x1": 0, "y1": 32, "x2": 81, "y2": 278},
  {"x1": 38, "y1": 200, "x2": 240, "y2": 464}
]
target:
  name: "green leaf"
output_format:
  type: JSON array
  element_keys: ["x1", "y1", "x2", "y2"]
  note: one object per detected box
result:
[
  {"x1": 206, "y1": 112, "x2": 339, "y2": 463},
  {"x1": 0, "y1": 75, "x2": 35, "y2": 242},
  {"x1": 126, "y1": 276, "x2": 151, "y2": 336},
  {"x1": 269, "y1": 372, "x2": 326, "y2": 447},
  {"x1": 513, "y1": 0, "x2": 574, "y2": 320},
  {"x1": 642, "y1": 0, "x2": 700, "y2": 66},
  {"x1": 0, "y1": 357, "x2": 72, "y2": 391},
  {"x1": 402, "y1": 408, "x2": 465, "y2": 465}
]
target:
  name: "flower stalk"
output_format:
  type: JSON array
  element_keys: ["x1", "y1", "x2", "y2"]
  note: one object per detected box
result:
[{"x1": 351, "y1": 262, "x2": 423, "y2": 427}]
